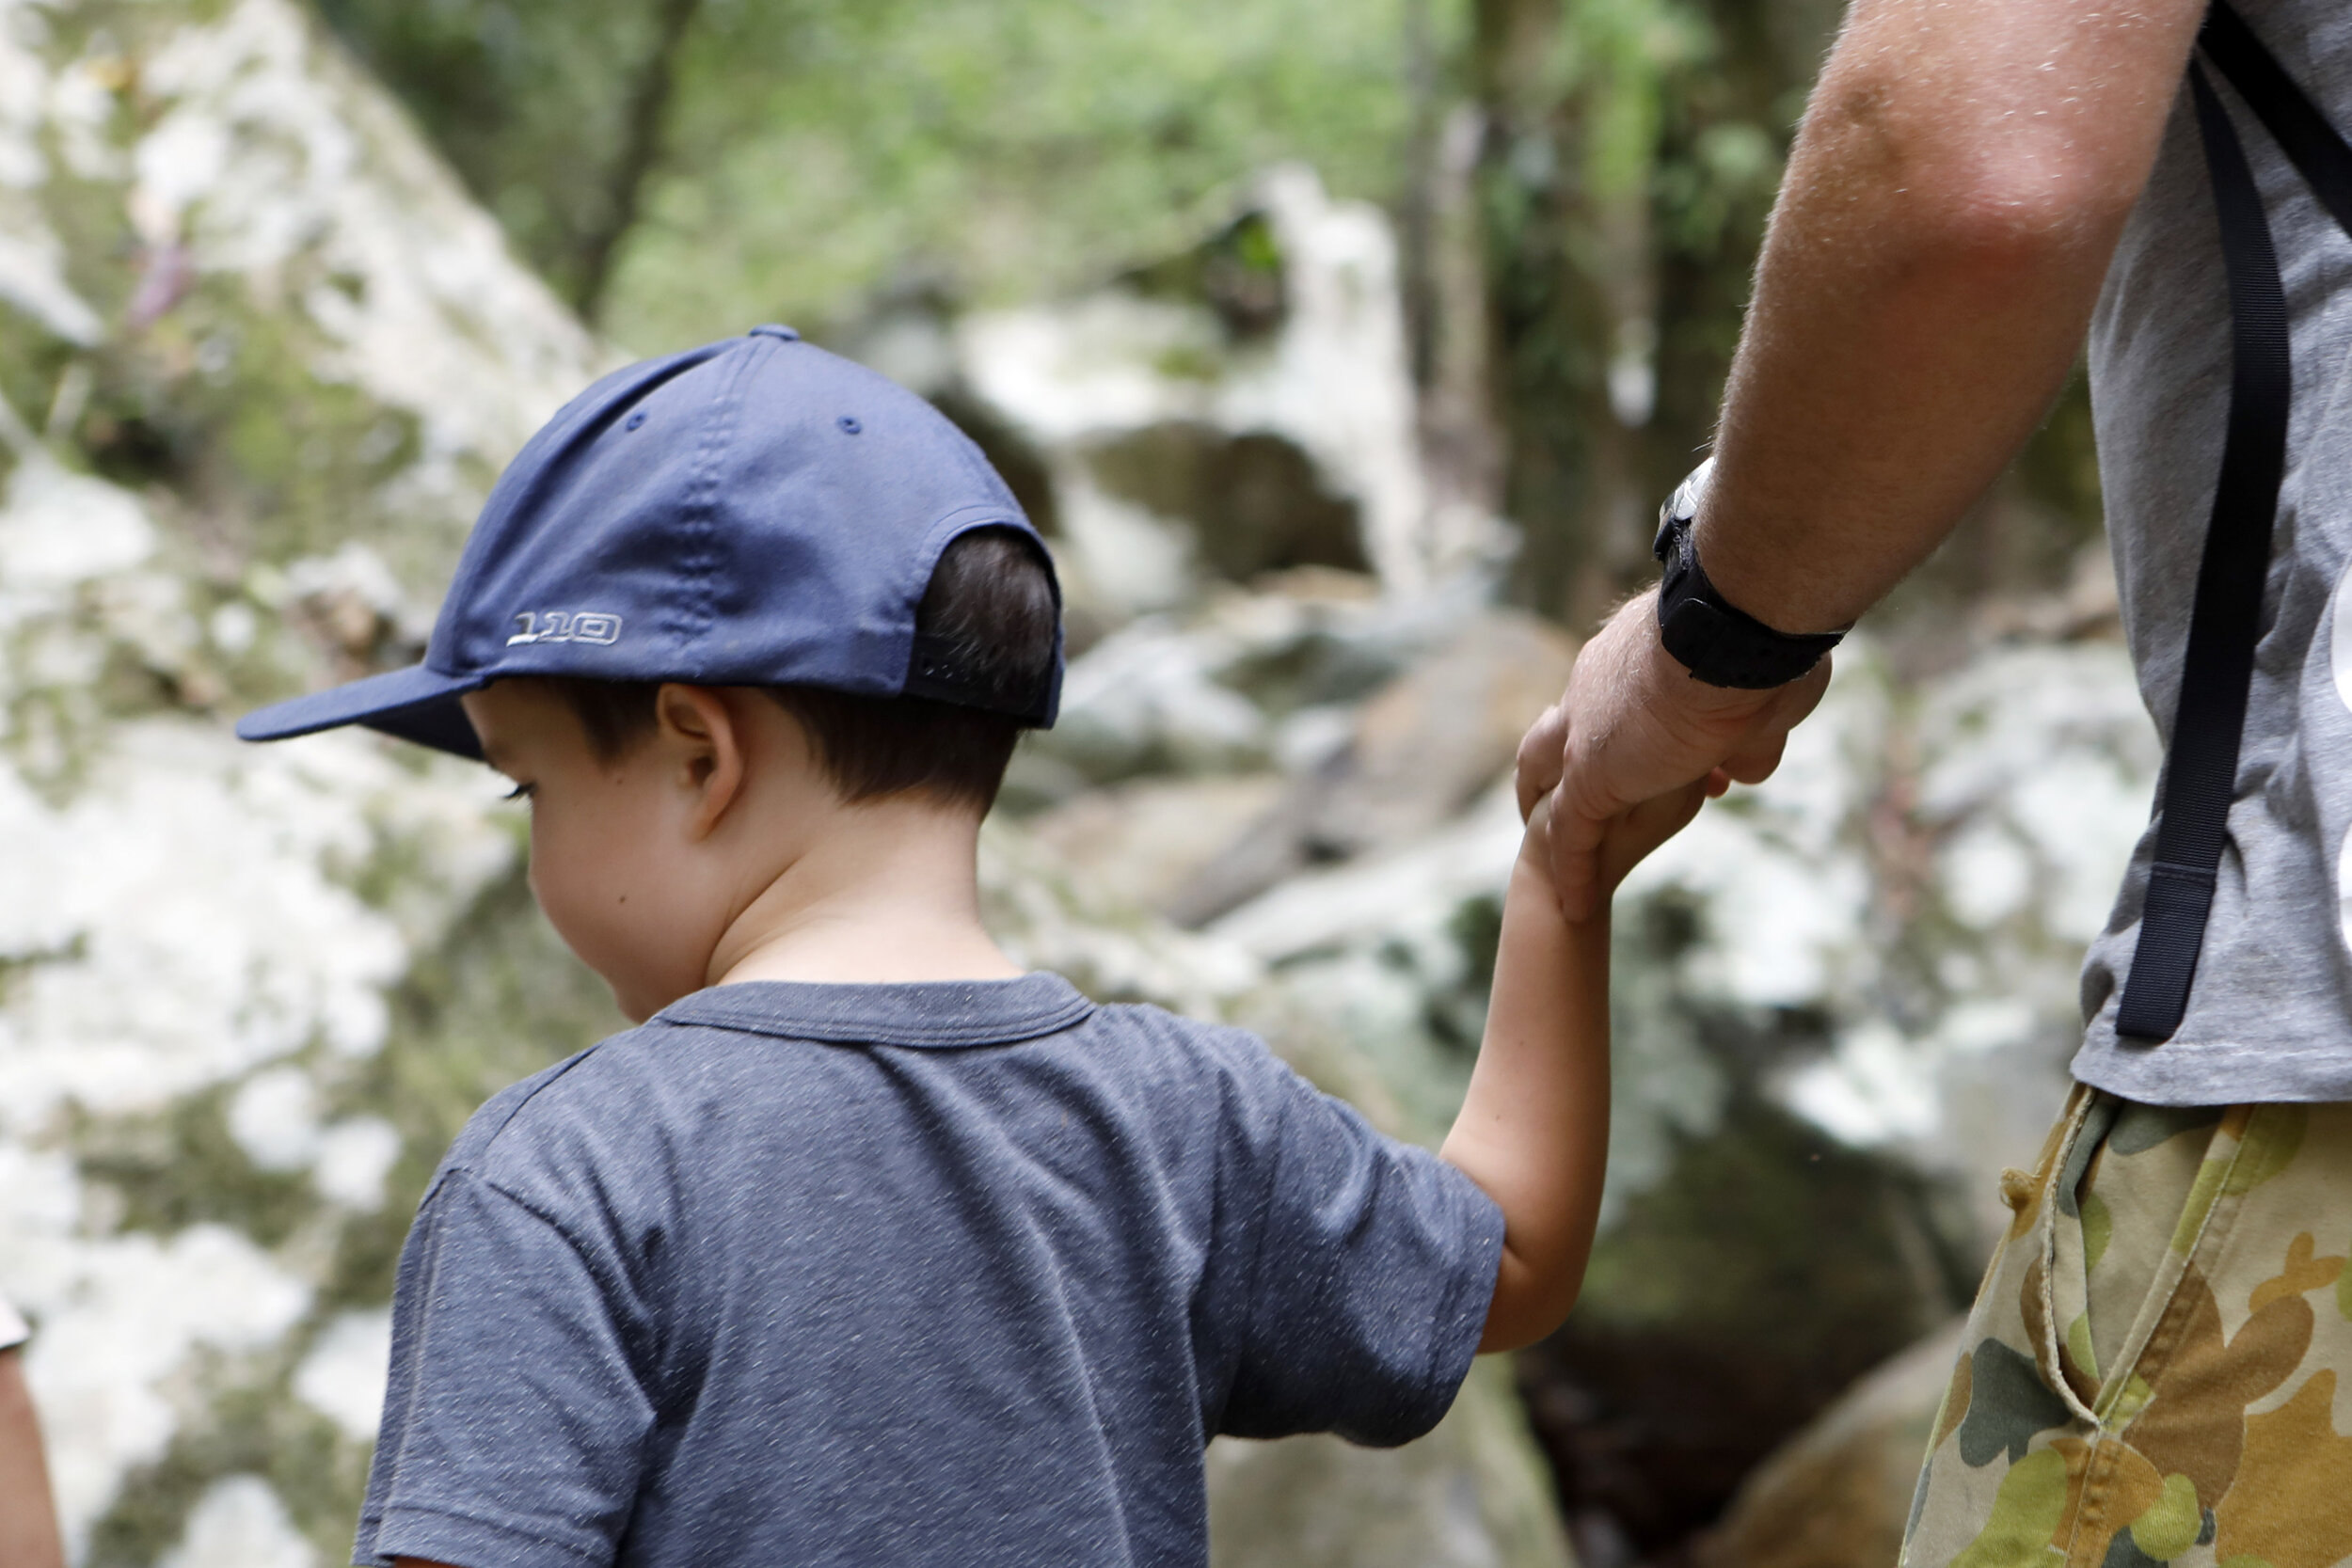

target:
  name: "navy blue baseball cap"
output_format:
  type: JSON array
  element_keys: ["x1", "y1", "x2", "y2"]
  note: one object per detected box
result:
[{"x1": 237, "y1": 326, "x2": 1062, "y2": 760}]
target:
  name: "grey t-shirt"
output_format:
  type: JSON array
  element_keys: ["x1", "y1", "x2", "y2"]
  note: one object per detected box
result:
[
  {"x1": 2075, "y1": 0, "x2": 2352, "y2": 1103},
  {"x1": 354, "y1": 974, "x2": 1502, "y2": 1568}
]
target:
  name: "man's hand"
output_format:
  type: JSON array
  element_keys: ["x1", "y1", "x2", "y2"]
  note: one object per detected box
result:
[{"x1": 1517, "y1": 591, "x2": 1829, "y2": 918}]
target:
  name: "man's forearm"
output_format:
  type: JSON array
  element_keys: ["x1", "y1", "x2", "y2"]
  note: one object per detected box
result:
[{"x1": 1698, "y1": 0, "x2": 2206, "y2": 634}]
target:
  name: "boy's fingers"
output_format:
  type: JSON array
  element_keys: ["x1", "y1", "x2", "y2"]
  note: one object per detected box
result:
[
  {"x1": 1631, "y1": 778, "x2": 1707, "y2": 838},
  {"x1": 1722, "y1": 661, "x2": 1832, "y2": 784},
  {"x1": 1545, "y1": 806, "x2": 1608, "y2": 920},
  {"x1": 1515, "y1": 704, "x2": 1568, "y2": 821}
]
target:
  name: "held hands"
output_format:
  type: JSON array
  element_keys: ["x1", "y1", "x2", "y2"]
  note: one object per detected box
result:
[
  {"x1": 1519, "y1": 773, "x2": 1716, "y2": 910},
  {"x1": 1516, "y1": 589, "x2": 1830, "y2": 916}
]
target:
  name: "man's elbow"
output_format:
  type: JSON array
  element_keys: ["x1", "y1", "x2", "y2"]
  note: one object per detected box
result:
[
  {"x1": 1808, "y1": 82, "x2": 2146, "y2": 281},
  {"x1": 1914, "y1": 159, "x2": 2137, "y2": 279}
]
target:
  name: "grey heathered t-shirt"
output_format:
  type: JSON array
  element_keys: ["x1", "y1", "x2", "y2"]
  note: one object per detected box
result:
[
  {"x1": 354, "y1": 974, "x2": 1503, "y2": 1568},
  {"x1": 2074, "y1": 0, "x2": 2352, "y2": 1103}
]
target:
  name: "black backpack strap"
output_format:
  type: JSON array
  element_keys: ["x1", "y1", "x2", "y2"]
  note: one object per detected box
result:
[
  {"x1": 2114, "y1": 49, "x2": 2294, "y2": 1041},
  {"x1": 2201, "y1": 1, "x2": 2352, "y2": 240}
]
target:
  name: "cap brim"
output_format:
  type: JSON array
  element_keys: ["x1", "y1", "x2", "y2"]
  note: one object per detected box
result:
[{"x1": 235, "y1": 664, "x2": 489, "y2": 760}]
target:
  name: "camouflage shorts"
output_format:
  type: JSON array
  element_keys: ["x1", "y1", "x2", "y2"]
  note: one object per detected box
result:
[{"x1": 1900, "y1": 1086, "x2": 2352, "y2": 1568}]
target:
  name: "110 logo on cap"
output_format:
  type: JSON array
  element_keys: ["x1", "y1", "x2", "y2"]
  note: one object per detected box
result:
[{"x1": 508, "y1": 610, "x2": 624, "y2": 646}]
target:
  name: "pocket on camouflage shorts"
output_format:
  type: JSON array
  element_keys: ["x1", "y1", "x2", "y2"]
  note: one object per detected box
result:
[{"x1": 1900, "y1": 1089, "x2": 2352, "y2": 1568}]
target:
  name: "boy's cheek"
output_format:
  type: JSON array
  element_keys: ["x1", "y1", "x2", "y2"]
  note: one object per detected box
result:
[
  {"x1": 527, "y1": 820, "x2": 626, "y2": 963},
  {"x1": 528, "y1": 820, "x2": 703, "y2": 1010}
]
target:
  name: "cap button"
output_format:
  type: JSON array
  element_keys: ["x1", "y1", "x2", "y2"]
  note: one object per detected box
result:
[{"x1": 749, "y1": 324, "x2": 801, "y2": 341}]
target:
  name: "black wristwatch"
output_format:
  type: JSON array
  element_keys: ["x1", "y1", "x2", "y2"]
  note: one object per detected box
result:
[{"x1": 1652, "y1": 460, "x2": 1844, "y2": 689}]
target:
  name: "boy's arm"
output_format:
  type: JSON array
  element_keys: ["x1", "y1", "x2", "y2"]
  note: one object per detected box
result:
[
  {"x1": 1439, "y1": 784, "x2": 1703, "y2": 1353},
  {"x1": 0, "y1": 1349, "x2": 63, "y2": 1568}
]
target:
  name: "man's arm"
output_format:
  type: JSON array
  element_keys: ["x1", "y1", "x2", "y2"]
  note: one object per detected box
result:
[
  {"x1": 1528, "y1": 0, "x2": 2208, "y2": 914},
  {"x1": 1440, "y1": 784, "x2": 1707, "y2": 1353},
  {"x1": 0, "y1": 1350, "x2": 63, "y2": 1568}
]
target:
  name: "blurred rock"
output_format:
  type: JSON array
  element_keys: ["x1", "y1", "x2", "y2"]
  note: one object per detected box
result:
[
  {"x1": 1693, "y1": 1320, "x2": 1964, "y2": 1568},
  {"x1": 1086, "y1": 420, "x2": 1369, "y2": 583},
  {"x1": 1517, "y1": 1097, "x2": 1963, "y2": 1560},
  {"x1": 1168, "y1": 610, "x2": 1574, "y2": 924},
  {"x1": 1037, "y1": 568, "x2": 1482, "y2": 787},
  {"x1": 1622, "y1": 637, "x2": 2154, "y2": 1233},
  {"x1": 1028, "y1": 772, "x2": 1288, "y2": 913},
  {"x1": 1045, "y1": 613, "x2": 1280, "y2": 782},
  {"x1": 947, "y1": 165, "x2": 1515, "y2": 628},
  {"x1": 1210, "y1": 1361, "x2": 1575, "y2": 1568}
]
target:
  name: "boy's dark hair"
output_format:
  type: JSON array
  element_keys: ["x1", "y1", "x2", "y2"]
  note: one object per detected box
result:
[{"x1": 546, "y1": 529, "x2": 1056, "y2": 812}]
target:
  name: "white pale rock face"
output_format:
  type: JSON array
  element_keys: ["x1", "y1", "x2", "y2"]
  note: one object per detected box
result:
[
  {"x1": 0, "y1": 0, "x2": 599, "y2": 1550},
  {"x1": 293, "y1": 1308, "x2": 393, "y2": 1444},
  {"x1": 26, "y1": 1227, "x2": 311, "y2": 1551},
  {"x1": 0, "y1": 456, "x2": 156, "y2": 595},
  {"x1": 0, "y1": 0, "x2": 105, "y2": 348},
  {"x1": 0, "y1": 713, "x2": 514, "y2": 1551},
  {"x1": 1642, "y1": 640, "x2": 2154, "y2": 1221},
  {"x1": 131, "y1": 0, "x2": 605, "y2": 465},
  {"x1": 955, "y1": 164, "x2": 1511, "y2": 610},
  {"x1": 159, "y1": 1475, "x2": 317, "y2": 1568},
  {"x1": 228, "y1": 1068, "x2": 325, "y2": 1173},
  {"x1": 0, "y1": 721, "x2": 516, "y2": 1134},
  {"x1": 310, "y1": 1116, "x2": 402, "y2": 1211}
]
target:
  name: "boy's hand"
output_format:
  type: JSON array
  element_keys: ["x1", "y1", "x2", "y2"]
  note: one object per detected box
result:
[
  {"x1": 1513, "y1": 595, "x2": 1828, "y2": 919},
  {"x1": 1521, "y1": 774, "x2": 1714, "y2": 909}
]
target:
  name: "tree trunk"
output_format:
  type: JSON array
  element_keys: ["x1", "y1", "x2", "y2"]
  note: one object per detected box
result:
[{"x1": 573, "y1": 0, "x2": 705, "y2": 324}]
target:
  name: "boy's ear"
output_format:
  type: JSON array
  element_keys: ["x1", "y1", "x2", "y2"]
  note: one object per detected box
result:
[{"x1": 654, "y1": 684, "x2": 745, "y2": 839}]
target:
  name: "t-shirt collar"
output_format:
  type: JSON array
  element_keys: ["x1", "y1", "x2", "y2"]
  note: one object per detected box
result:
[{"x1": 652, "y1": 972, "x2": 1095, "y2": 1050}]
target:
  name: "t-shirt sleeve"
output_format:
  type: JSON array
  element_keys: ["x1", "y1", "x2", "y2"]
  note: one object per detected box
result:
[
  {"x1": 356, "y1": 1169, "x2": 655, "y2": 1568},
  {"x1": 1212, "y1": 1049, "x2": 1505, "y2": 1448},
  {"x1": 0, "y1": 1291, "x2": 27, "y2": 1351}
]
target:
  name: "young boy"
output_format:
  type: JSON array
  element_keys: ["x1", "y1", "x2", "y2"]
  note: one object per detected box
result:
[{"x1": 238, "y1": 325, "x2": 1702, "y2": 1568}]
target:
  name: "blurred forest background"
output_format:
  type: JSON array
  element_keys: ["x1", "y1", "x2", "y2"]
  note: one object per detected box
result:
[
  {"x1": 313, "y1": 0, "x2": 2106, "y2": 612},
  {"x1": 0, "y1": 0, "x2": 2147, "y2": 1565}
]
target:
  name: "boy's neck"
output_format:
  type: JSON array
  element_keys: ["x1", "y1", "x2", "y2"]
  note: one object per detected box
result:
[{"x1": 706, "y1": 800, "x2": 1021, "y2": 989}]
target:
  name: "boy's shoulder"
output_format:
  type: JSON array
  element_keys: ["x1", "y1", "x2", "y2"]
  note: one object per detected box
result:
[
  {"x1": 423, "y1": 979, "x2": 1324, "y2": 1207},
  {"x1": 431, "y1": 1033, "x2": 640, "y2": 1186}
]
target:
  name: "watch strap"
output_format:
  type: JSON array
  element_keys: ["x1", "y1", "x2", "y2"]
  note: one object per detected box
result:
[{"x1": 1651, "y1": 463, "x2": 1843, "y2": 689}]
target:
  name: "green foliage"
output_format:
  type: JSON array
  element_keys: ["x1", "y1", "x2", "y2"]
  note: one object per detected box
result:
[
  {"x1": 311, "y1": 0, "x2": 680, "y2": 313},
  {"x1": 1478, "y1": 0, "x2": 1820, "y2": 619},
  {"x1": 317, "y1": 0, "x2": 1430, "y2": 349},
  {"x1": 87, "y1": 1374, "x2": 366, "y2": 1568},
  {"x1": 74, "y1": 1091, "x2": 317, "y2": 1249},
  {"x1": 1577, "y1": 1088, "x2": 1964, "y2": 1340}
]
